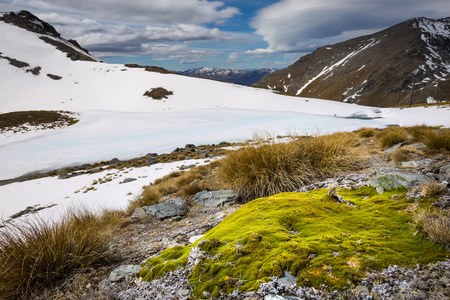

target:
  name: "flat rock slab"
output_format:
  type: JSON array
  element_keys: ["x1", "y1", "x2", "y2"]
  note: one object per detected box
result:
[
  {"x1": 192, "y1": 190, "x2": 239, "y2": 207},
  {"x1": 371, "y1": 171, "x2": 431, "y2": 191},
  {"x1": 109, "y1": 265, "x2": 141, "y2": 282},
  {"x1": 132, "y1": 197, "x2": 187, "y2": 220}
]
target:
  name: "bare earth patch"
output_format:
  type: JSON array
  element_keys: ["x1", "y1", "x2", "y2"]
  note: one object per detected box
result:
[{"x1": 0, "y1": 110, "x2": 79, "y2": 134}]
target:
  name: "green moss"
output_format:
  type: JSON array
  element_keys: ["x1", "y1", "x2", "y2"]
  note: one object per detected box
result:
[
  {"x1": 139, "y1": 245, "x2": 190, "y2": 281},
  {"x1": 139, "y1": 187, "x2": 448, "y2": 298}
]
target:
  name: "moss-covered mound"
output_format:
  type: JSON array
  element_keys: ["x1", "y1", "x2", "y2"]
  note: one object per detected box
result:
[{"x1": 139, "y1": 187, "x2": 448, "y2": 298}]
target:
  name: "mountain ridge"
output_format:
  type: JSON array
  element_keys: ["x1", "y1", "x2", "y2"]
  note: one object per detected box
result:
[
  {"x1": 254, "y1": 17, "x2": 450, "y2": 107},
  {"x1": 181, "y1": 67, "x2": 275, "y2": 86}
]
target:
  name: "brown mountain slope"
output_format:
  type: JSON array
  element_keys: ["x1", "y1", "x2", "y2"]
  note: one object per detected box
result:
[{"x1": 254, "y1": 17, "x2": 450, "y2": 107}]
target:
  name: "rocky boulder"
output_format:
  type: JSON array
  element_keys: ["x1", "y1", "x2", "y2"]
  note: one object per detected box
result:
[
  {"x1": 192, "y1": 190, "x2": 239, "y2": 207},
  {"x1": 132, "y1": 197, "x2": 187, "y2": 220}
]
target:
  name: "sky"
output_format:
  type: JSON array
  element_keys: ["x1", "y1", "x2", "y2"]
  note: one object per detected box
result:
[{"x1": 1, "y1": 0, "x2": 450, "y2": 71}]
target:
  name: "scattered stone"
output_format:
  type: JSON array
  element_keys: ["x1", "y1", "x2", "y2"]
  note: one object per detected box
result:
[
  {"x1": 122, "y1": 178, "x2": 137, "y2": 183},
  {"x1": 383, "y1": 142, "x2": 405, "y2": 153},
  {"x1": 402, "y1": 158, "x2": 433, "y2": 168},
  {"x1": 367, "y1": 156, "x2": 394, "y2": 169},
  {"x1": 131, "y1": 207, "x2": 148, "y2": 219},
  {"x1": 203, "y1": 291, "x2": 212, "y2": 298},
  {"x1": 371, "y1": 170, "x2": 431, "y2": 190},
  {"x1": 180, "y1": 164, "x2": 196, "y2": 170},
  {"x1": 277, "y1": 270, "x2": 298, "y2": 288},
  {"x1": 332, "y1": 251, "x2": 340, "y2": 257},
  {"x1": 192, "y1": 190, "x2": 239, "y2": 207},
  {"x1": 147, "y1": 157, "x2": 157, "y2": 165},
  {"x1": 188, "y1": 234, "x2": 204, "y2": 244},
  {"x1": 136, "y1": 197, "x2": 187, "y2": 220},
  {"x1": 109, "y1": 265, "x2": 141, "y2": 282},
  {"x1": 409, "y1": 142, "x2": 428, "y2": 151}
]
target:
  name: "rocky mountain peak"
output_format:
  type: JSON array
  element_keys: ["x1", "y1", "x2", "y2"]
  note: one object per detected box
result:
[
  {"x1": 0, "y1": 10, "x2": 96, "y2": 62},
  {"x1": 254, "y1": 17, "x2": 450, "y2": 107}
]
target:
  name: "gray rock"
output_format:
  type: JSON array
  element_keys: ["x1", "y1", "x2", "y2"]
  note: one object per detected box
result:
[
  {"x1": 131, "y1": 207, "x2": 148, "y2": 219},
  {"x1": 409, "y1": 142, "x2": 428, "y2": 151},
  {"x1": 371, "y1": 170, "x2": 431, "y2": 190},
  {"x1": 367, "y1": 156, "x2": 394, "y2": 169},
  {"x1": 355, "y1": 285, "x2": 370, "y2": 294},
  {"x1": 383, "y1": 142, "x2": 405, "y2": 153},
  {"x1": 203, "y1": 291, "x2": 212, "y2": 298},
  {"x1": 122, "y1": 177, "x2": 137, "y2": 183},
  {"x1": 178, "y1": 289, "x2": 190, "y2": 297},
  {"x1": 401, "y1": 158, "x2": 433, "y2": 168},
  {"x1": 265, "y1": 295, "x2": 301, "y2": 300},
  {"x1": 277, "y1": 270, "x2": 298, "y2": 288},
  {"x1": 147, "y1": 157, "x2": 157, "y2": 165},
  {"x1": 99, "y1": 277, "x2": 111, "y2": 288},
  {"x1": 141, "y1": 197, "x2": 187, "y2": 219},
  {"x1": 439, "y1": 164, "x2": 450, "y2": 181},
  {"x1": 192, "y1": 190, "x2": 239, "y2": 207},
  {"x1": 109, "y1": 265, "x2": 141, "y2": 282}
]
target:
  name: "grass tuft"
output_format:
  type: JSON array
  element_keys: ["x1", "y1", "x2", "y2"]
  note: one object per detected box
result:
[
  {"x1": 377, "y1": 127, "x2": 409, "y2": 148},
  {"x1": 390, "y1": 145, "x2": 423, "y2": 165},
  {"x1": 413, "y1": 207, "x2": 450, "y2": 250},
  {"x1": 421, "y1": 129, "x2": 450, "y2": 151},
  {"x1": 421, "y1": 182, "x2": 447, "y2": 197},
  {"x1": 357, "y1": 127, "x2": 376, "y2": 138},
  {"x1": 0, "y1": 208, "x2": 123, "y2": 299},
  {"x1": 215, "y1": 132, "x2": 362, "y2": 202}
]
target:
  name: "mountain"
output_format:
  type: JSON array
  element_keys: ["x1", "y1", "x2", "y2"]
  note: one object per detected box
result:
[
  {"x1": 0, "y1": 11, "x2": 98, "y2": 62},
  {"x1": 254, "y1": 17, "x2": 450, "y2": 107},
  {"x1": 181, "y1": 67, "x2": 275, "y2": 86}
]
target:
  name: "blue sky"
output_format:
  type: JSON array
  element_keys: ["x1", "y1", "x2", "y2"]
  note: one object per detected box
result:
[{"x1": 1, "y1": 0, "x2": 450, "y2": 71}]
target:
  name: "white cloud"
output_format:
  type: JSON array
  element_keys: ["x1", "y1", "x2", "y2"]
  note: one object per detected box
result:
[
  {"x1": 250, "y1": 0, "x2": 450, "y2": 54},
  {"x1": 35, "y1": 12, "x2": 232, "y2": 61},
  {"x1": 13, "y1": 0, "x2": 240, "y2": 25}
]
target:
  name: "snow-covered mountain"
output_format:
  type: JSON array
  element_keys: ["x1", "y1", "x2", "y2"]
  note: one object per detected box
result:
[
  {"x1": 254, "y1": 17, "x2": 450, "y2": 107},
  {"x1": 1, "y1": 11, "x2": 449, "y2": 182},
  {"x1": 181, "y1": 67, "x2": 275, "y2": 86}
]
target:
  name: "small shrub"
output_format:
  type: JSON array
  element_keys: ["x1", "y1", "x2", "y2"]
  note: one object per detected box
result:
[
  {"x1": 422, "y1": 129, "x2": 450, "y2": 151},
  {"x1": 0, "y1": 208, "x2": 122, "y2": 299},
  {"x1": 358, "y1": 127, "x2": 375, "y2": 138},
  {"x1": 413, "y1": 207, "x2": 450, "y2": 249},
  {"x1": 143, "y1": 87, "x2": 173, "y2": 100},
  {"x1": 421, "y1": 182, "x2": 447, "y2": 197},
  {"x1": 327, "y1": 183, "x2": 338, "y2": 197},
  {"x1": 216, "y1": 132, "x2": 362, "y2": 201},
  {"x1": 377, "y1": 127, "x2": 409, "y2": 148}
]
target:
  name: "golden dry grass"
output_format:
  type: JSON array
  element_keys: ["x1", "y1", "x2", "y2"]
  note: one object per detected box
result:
[
  {"x1": 127, "y1": 165, "x2": 212, "y2": 213},
  {"x1": 377, "y1": 127, "x2": 409, "y2": 148},
  {"x1": 421, "y1": 128, "x2": 450, "y2": 151},
  {"x1": 0, "y1": 208, "x2": 125, "y2": 299},
  {"x1": 421, "y1": 182, "x2": 448, "y2": 197},
  {"x1": 390, "y1": 145, "x2": 423, "y2": 164},
  {"x1": 413, "y1": 207, "x2": 450, "y2": 250},
  {"x1": 215, "y1": 132, "x2": 362, "y2": 202}
]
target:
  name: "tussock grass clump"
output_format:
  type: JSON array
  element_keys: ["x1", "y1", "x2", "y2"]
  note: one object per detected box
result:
[
  {"x1": 421, "y1": 182, "x2": 447, "y2": 197},
  {"x1": 0, "y1": 208, "x2": 123, "y2": 299},
  {"x1": 413, "y1": 207, "x2": 450, "y2": 250},
  {"x1": 216, "y1": 132, "x2": 362, "y2": 201},
  {"x1": 377, "y1": 127, "x2": 409, "y2": 148},
  {"x1": 357, "y1": 127, "x2": 376, "y2": 138},
  {"x1": 390, "y1": 145, "x2": 423, "y2": 164},
  {"x1": 422, "y1": 128, "x2": 450, "y2": 151}
]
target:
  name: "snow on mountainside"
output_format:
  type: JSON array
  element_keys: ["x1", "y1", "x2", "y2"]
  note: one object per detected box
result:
[
  {"x1": 254, "y1": 17, "x2": 450, "y2": 107},
  {"x1": 181, "y1": 67, "x2": 275, "y2": 86},
  {"x1": 1, "y1": 11, "x2": 449, "y2": 182}
]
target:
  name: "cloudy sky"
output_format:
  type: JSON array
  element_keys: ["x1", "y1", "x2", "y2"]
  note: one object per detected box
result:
[{"x1": 1, "y1": 0, "x2": 449, "y2": 70}]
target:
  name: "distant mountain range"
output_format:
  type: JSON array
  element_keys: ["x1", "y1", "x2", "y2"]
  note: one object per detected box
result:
[
  {"x1": 254, "y1": 17, "x2": 450, "y2": 107},
  {"x1": 181, "y1": 67, "x2": 276, "y2": 86}
]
